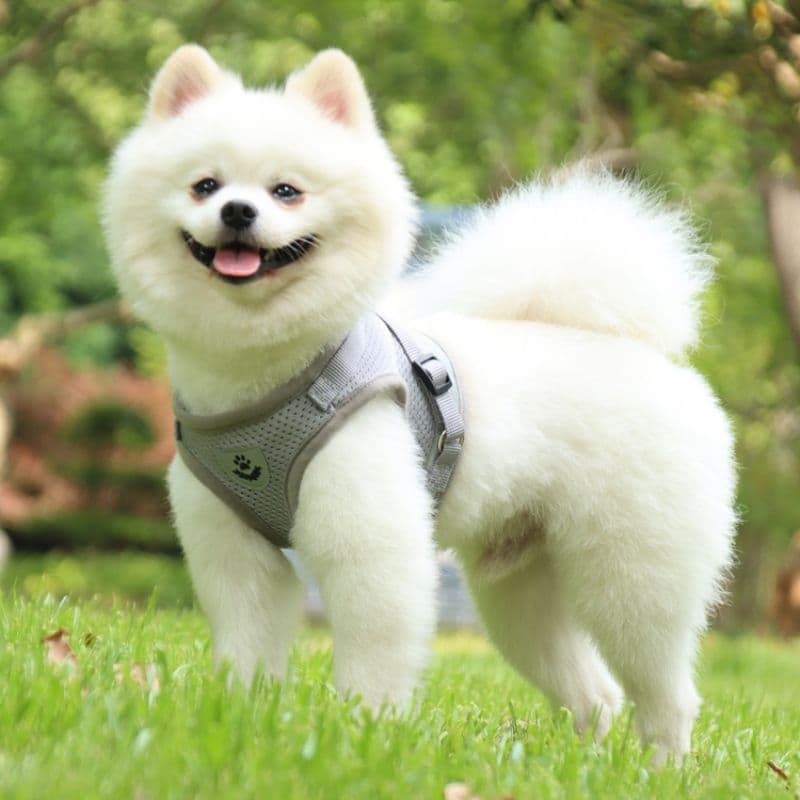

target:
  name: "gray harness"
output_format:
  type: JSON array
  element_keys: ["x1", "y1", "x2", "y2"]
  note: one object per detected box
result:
[{"x1": 174, "y1": 313, "x2": 464, "y2": 548}]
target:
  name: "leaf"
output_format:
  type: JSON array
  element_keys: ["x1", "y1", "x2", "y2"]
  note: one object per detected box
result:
[
  {"x1": 114, "y1": 662, "x2": 160, "y2": 692},
  {"x1": 130, "y1": 662, "x2": 160, "y2": 691},
  {"x1": 41, "y1": 628, "x2": 78, "y2": 667},
  {"x1": 767, "y1": 759, "x2": 789, "y2": 782},
  {"x1": 443, "y1": 783, "x2": 481, "y2": 800}
]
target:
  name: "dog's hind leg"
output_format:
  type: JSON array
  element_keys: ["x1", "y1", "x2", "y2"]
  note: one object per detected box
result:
[
  {"x1": 597, "y1": 625, "x2": 700, "y2": 767},
  {"x1": 571, "y1": 582, "x2": 702, "y2": 766},
  {"x1": 463, "y1": 552, "x2": 623, "y2": 741},
  {"x1": 551, "y1": 521, "x2": 728, "y2": 765},
  {"x1": 169, "y1": 458, "x2": 305, "y2": 685}
]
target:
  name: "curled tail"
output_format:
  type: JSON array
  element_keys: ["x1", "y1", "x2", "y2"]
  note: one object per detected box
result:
[{"x1": 397, "y1": 170, "x2": 713, "y2": 358}]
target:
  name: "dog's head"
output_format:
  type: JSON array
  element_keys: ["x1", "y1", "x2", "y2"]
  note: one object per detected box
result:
[{"x1": 104, "y1": 46, "x2": 417, "y2": 352}]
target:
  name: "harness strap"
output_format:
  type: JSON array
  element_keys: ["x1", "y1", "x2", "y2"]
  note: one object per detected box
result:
[
  {"x1": 173, "y1": 313, "x2": 464, "y2": 548},
  {"x1": 379, "y1": 316, "x2": 465, "y2": 498},
  {"x1": 307, "y1": 316, "x2": 372, "y2": 411}
]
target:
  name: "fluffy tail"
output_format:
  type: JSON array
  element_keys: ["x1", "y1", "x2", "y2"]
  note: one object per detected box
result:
[{"x1": 395, "y1": 170, "x2": 713, "y2": 358}]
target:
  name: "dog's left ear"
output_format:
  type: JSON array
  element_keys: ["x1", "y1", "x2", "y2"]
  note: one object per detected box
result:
[
  {"x1": 147, "y1": 44, "x2": 226, "y2": 121},
  {"x1": 286, "y1": 49, "x2": 375, "y2": 131}
]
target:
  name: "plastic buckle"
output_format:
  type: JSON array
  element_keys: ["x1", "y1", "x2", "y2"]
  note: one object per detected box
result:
[{"x1": 412, "y1": 353, "x2": 452, "y2": 397}]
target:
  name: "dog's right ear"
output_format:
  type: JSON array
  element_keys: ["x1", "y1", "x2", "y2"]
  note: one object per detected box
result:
[{"x1": 147, "y1": 45, "x2": 224, "y2": 121}]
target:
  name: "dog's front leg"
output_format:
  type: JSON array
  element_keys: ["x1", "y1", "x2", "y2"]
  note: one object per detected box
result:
[
  {"x1": 168, "y1": 457, "x2": 305, "y2": 684},
  {"x1": 292, "y1": 396, "x2": 438, "y2": 709}
]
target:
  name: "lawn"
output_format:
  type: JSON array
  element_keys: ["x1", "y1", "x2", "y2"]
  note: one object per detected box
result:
[{"x1": 1, "y1": 581, "x2": 799, "y2": 798}]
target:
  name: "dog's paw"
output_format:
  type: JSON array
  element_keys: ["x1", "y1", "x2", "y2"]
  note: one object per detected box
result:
[{"x1": 572, "y1": 674, "x2": 624, "y2": 743}]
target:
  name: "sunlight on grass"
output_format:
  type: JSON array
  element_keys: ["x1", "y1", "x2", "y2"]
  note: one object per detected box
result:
[{"x1": 0, "y1": 594, "x2": 798, "y2": 799}]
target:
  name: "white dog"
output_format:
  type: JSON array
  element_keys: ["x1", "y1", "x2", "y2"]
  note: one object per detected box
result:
[{"x1": 104, "y1": 45, "x2": 736, "y2": 764}]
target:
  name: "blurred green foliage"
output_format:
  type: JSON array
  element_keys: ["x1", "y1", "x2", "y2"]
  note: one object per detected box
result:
[
  {"x1": 61, "y1": 399, "x2": 155, "y2": 449},
  {"x1": 2, "y1": 551, "x2": 192, "y2": 606},
  {"x1": 2, "y1": 0, "x2": 800, "y2": 620},
  {"x1": 11, "y1": 510, "x2": 178, "y2": 554}
]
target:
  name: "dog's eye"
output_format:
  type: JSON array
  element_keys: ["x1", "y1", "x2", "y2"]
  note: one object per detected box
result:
[
  {"x1": 271, "y1": 183, "x2": 302, "y2": 203},
  {"x1": 192, "y1": 177, "x2": 220, "y2": 198}
]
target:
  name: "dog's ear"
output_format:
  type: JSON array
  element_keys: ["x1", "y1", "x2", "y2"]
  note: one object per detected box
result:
[
  {"x1": 148, "y1": 44, "x2": 224, "y2": 121},
  {"x1": 285, "y1": 49, "x2": 375, "y2": 131}
]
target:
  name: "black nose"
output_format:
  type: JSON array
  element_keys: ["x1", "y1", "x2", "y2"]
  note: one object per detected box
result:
[{"x1": 221, "y1": 200, "x2": 258, "y2": 230}]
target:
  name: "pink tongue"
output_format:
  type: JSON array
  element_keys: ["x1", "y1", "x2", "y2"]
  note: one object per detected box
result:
[{"x1": 213, "y1": 246, "x2": 262, "y2": 277}]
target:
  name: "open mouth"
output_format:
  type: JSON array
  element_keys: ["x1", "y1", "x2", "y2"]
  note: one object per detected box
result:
[{"x1": 181, "y1": 230, "x2": 318, "y2": 284}]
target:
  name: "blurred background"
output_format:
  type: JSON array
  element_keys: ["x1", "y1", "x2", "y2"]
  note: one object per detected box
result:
[{"x1": 1, "y1": 0, "x2": 800, "y2": 633}]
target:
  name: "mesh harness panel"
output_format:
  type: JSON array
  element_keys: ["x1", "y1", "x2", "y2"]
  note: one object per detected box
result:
[{"x1": 173, "y1": 313, "x2": 464, "y2": 548}]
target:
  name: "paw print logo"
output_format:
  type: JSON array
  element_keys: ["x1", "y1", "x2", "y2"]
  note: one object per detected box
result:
[
  {"x1": 232, "y1": 453, "x2": 262, "y2": 482},
  {"x1": 216, "y1": 447, "x2": 268, "y2": 488}
]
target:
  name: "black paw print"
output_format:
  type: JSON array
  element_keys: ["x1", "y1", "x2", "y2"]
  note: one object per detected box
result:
[{"x1": 232, "y1": 454, "x2": 262, "y2": 482}]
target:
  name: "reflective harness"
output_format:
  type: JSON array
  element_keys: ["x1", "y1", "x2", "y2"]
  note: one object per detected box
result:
[{"x1": 173, "y1": 313, "x2": 464, "y2": 548}]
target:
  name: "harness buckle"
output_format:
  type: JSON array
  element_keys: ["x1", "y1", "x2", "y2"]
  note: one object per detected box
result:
[{"x1": 412, "y1": 353, "x2": 452, "y2": 397}]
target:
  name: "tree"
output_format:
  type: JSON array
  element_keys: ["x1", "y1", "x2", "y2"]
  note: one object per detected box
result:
[{"x1": 1, "y1": 0, "x2": 798, "y2": 622}]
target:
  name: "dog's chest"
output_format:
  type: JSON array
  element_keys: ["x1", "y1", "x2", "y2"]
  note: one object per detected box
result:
[{"x1": 173, "y1": 313, "x2": 464, "y2": 548}]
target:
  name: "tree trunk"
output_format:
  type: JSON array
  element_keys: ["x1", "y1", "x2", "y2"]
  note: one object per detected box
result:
[
  {"x1": 0, "y1": 396, "x2": 9, "y2": 476},
  {"x1": 763, "y1": 176, "x2": 800, "y2": 352}
]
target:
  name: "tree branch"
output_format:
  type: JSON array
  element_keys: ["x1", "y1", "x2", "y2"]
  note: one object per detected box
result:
[
  {"x1": 0, "y1": 299, "x2": 132, "y2": 379},
  {"x1": 767, "y1": 1, "x2": 799, "y2": 32},
  {"x1": 647, "y1": 49, "x2": 756, "y2": 83},
  {"x1": 0, "y1": 0, "x2": 104, "y2": 81},
  {"x1": 573, "y1": 147, "x2": 638, "y2": 172}
]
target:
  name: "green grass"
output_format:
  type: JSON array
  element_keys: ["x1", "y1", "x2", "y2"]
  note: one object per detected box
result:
[
  {"x1": 1, "y1": 595, "x2": 799, "y2": 799},
  {"x1": 3, "y1": 552, "x2": 193, "y2": 608}
]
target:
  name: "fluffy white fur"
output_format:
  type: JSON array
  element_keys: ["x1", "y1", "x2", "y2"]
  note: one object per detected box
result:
[
  {"x1": 105, "y1": 45, "x2": 736, "y2": 766},
  {"x1": 387, "y1": 173, "x2": 712, "y2": 357}
]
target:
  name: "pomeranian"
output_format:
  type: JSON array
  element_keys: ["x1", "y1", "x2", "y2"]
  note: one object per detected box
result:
[{"x1": 104, "y1": 45, "x2": 736, "y2": 764}]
